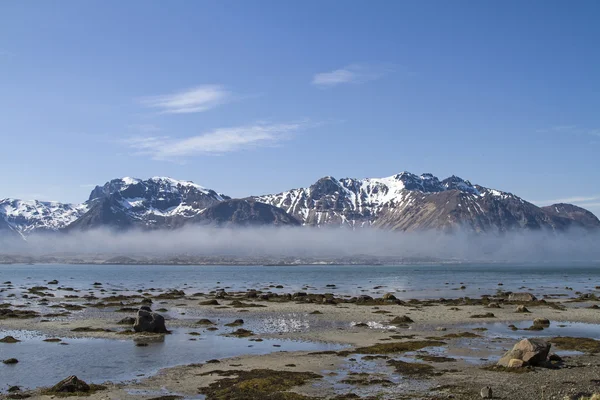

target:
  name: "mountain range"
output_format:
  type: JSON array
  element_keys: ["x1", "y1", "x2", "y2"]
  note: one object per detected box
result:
[{"x1": 1, "y1": 173, "x2": 598, "y2": 237}]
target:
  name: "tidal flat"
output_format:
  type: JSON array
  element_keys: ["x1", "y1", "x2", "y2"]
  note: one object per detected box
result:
[{"x1": 2, "y1": 263, "x2": 600, "y2": 399}]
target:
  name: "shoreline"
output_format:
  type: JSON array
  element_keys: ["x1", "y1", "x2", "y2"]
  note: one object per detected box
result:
[{"x1": 2, "y1": 276, "x2": 600, "y2": 399}]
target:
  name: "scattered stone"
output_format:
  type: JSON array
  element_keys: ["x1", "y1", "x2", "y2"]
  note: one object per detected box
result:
[
  {"x1": 533, "y1": 318, "x2": 550, "y2": 327},
  {"x1": 47, "y1": 280, "x2": 59, "y2": 285},
  {"x1": 389, "y1": 315, "x2": 414, "y2": 324},
  {"x1": 225, "y1": 319, "x2": 245, "y2": 327},
  {"x1": 470, "y1": 313, "x2": 495, "y2": 318},
  {"x1": 199, "y1": 299, "x2": 219, "y2": 306},
  {"x1": 0, "y1": 335, "x2": 20, "y2": 343},
  {"x1": 515, "y1": 305, "x2": 530, "y2": 313},
  {"x1": 486, "y1": 303, "x2": 500, "y2": 309},
  {"x1": 480, "y1": 386, "x2": 493, "y2": 399},
  {"x1": 435, "y1": 327, "x2": 447, "y2": 331},
  {"x1": 196, "y1": 318, "x2": 215, "y2": 325},
  {"x1": 508, "y1": 292, "x2": 537, "y2": 302}
]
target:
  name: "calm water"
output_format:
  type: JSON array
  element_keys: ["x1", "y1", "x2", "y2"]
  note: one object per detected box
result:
[
  {"x1": 0, "y1": 328, "x2": 343, "y2": 390},
  {"x1": 1, "y1": 262, "x2": 600, "y2": 299}
]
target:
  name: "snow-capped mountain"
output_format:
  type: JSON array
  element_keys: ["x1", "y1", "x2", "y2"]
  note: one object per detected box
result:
[
  {"x1": 0, "y1": 199, "x2": 88, "y2": 235},
  {"x1": 254, "y1": 172, "x2": 600, "y2": 232},
  {"x1": 68, "y1": 177, "x2": 229, "y2": 230},
  {"x1": 2, "y1": 172, "x2": 599, "y2": 236}
]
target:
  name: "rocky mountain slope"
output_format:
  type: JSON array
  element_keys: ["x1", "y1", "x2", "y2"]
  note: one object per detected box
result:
[
  {"x1": 2, "y1": 172, "x2": 598, "y2": 236},
  {"x1": 254, "y1": 172, "x2": 600, "y2": 233}
]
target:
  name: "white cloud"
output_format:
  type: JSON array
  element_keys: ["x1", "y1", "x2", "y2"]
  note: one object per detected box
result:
[
  {"x1": 139, "y1": 85, "x2": 233, "y2": 114},
  {"x1": 533, "y1": 195, "x2": 600, "y2": 206},
  {"x1": 312, "y1": 64, "x2": 390, "y2": 87},
  {"x1": 124, "y1": 121, "x2": 306, "y2": 160}
]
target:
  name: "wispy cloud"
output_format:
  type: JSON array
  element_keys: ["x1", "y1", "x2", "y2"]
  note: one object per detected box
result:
[
  {"x1": 139, "y1": 85, "x2": 233, "y2": 114},
  {"x1": 537, "y1": 125, "x2": 600, "y2": 138},
  {"x1": 123, "y1": 121, "x2": 308, "y2": 160},
  {"x1": 533, "y1": 195, "x2": 600, "y2": 206},
  {"x1": 312, "y1": 64, "x2": 391, "y2": 87}
]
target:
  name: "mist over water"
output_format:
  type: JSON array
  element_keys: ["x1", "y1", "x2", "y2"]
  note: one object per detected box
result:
[{"x1": 2, "y1": 227, "x2": 600, "y2": 262}]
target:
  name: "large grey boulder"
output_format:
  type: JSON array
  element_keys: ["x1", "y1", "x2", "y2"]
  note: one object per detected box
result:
[
  {"x1": 133, "y1": 309, "x2": 167, "y2": 333},
  {"x1": 508, "y1": 292, "x2": 537, "y2": 302},
  {"x1": 497, "y1": 338, "x2": 550, "y2": 367}
]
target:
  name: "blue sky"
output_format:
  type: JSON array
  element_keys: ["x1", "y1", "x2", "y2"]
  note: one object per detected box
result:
[{"x1": 1, "y1": 1, "x2": 599, "y2": 215}]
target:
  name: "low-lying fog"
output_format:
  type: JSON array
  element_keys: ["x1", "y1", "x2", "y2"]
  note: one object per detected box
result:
[{"x1": 2, "y1": 227, "x2": 599, "y2": 262}]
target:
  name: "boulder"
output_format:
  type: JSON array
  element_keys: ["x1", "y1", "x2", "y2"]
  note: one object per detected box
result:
[
  {"x1": 133, "y1": 309, "x2": 167, "y2": 333},
  {"x1": 508, "y1": 293, "x2": 537, "y2": 302},
  {"x1": 515, "y1": 305, "x2": 530, "y2": 313},
  {"x1": 533, "y1": 318, "x2": 550, "y2": 327},
  {"x1": 382, "y1": 293, "x2": 397, "y2": 300},
  {"x1": 497, "y1": 338, "x2": 551, "y2": 367},
  {"x1": 486, "y1": 303, "x2": 500, "y2": 309},
  {"x1": 49, "y1": 376, "x2": 90, "y2": 393}
]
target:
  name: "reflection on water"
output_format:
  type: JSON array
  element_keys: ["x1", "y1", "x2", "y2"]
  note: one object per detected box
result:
[{"x1": 0, "y1": 328, "x2": 344, "y2": 392}]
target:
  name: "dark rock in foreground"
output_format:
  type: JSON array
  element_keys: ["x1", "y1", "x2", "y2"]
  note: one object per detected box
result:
[{"x1": 133, "y1": 309, "x2": 168, "y2": 333}]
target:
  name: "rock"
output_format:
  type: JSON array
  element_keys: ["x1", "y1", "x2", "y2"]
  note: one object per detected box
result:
[
  {"x1": 533, "y1": 318, "x2": 550, "y2": 327},
  {"x1": 48, "y1": 375, "x2": 90, "y2": 393},
  {"x1": 382, "y1": 293, "x2": 397, "y2": 300},
  {"x1": 3, "y1": 358, "x2": 18, "y2": 364},
  {"x1": 508, "y1": 292, "x2": 537, "y2": 302},
  {"x1": 515, "y1": 305, "x2": 530, "y2": 313},
  {"x1": 357, "y1": 295, "x2": 373, "y2": 303},
  {"x1": 486, "y1": 303, "x2": 500, "y2": 309},
  {"x1": 497, "y1": 338, "x2": 551, "y2": 367},
  {"x1": 139, "y1": 305, "x2": 152, "y2": 312},
  {"x1": 480, "y1": 386, "x2": 493, "y2": 398},
  {"x1": 215, "y1": 290, "x2": 227, "y2": 299},
  {"x1": 117, "y1": 317, "x2": 136, "y2": 325},
  {"x1": 0, "y1": 335, "x2": 20, "y2": 343},
  {"x1": 436, "y1": 327, "x2": 447, "y2": 331},
  {"x1": 389, "y1": 315, "x2": 414, "y2": 324},
  {"x1": 133, "y1": 309, "x2": 167, "y2": 333},
  {"x1": 549, "y1": 353, "x2": 563, "y2": 362},
  {"x1": 507, "y1": 359, "x2": 525, "y2": 368},
  {"x1": 293, "y1": 292, "x2": 307, "y2": 298},
  {"x1": 8, "y1": 386, "x2": 21, "y2": 393},
  {"x1": 47, "y1": 280, "x2": 59, "y2": 285}
]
